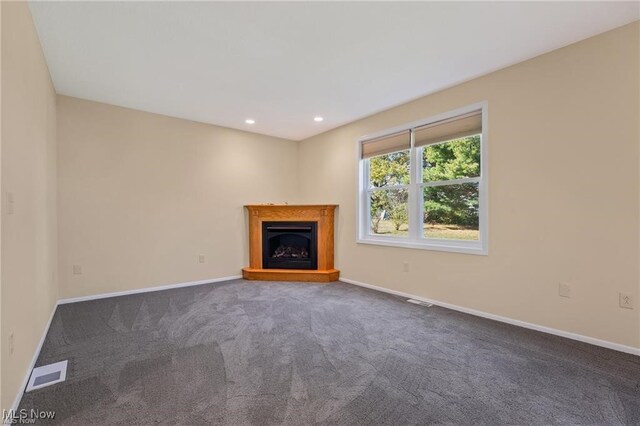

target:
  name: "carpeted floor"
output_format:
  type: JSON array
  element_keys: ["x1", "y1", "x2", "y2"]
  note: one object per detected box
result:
[{"x1": 17, "y1": 279, "x2": 640, "y2": 425}]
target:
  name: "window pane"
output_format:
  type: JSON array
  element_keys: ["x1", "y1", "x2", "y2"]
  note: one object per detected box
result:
[
  {"x1": 422, "y1": 135, "x2": 480, "y2": 183},
  {"x1": 423, "y1": 183, "x2": 479, "y2": 240},
  {"x1": 369, "y1": 150, "x2": 410, "y2": 188},
  {"x1": 369, "y1": 188, "x2": 409, "y2": 236}
]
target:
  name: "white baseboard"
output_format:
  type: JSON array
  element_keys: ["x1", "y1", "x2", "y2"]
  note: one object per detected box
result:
[
  {"x1": 6, "y1": 302, "x2": 57, "y2": 424},
  {"x1": 339, "y1": 277, "x2": 640, "y2": 357},
  {"x1": 7, "y1": 275, "x2": 241, "y2": 421},
  {"x1": 57, "y1": 275, "x2": 242, "y2": 305}
]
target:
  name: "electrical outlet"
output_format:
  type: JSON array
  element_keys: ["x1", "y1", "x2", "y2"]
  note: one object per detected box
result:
[
  {"x1": 559, "y1": 282, "x2": 571, "y2": 298},
  {"x1": 403, "y1": 261, "x2": 409, "y2": 273},
  {"x1": 198, "y1": 254, "x2": 205, "y2": 264},
  {"x1": 9, "y1": 332, "x2": 14, "y2": 355},
  {"x1": 72, "y1": 265, "x2": 82, "y2": 275},
  {"x1": 619, "y1": 293, "x2": 634, "y2": 309}
]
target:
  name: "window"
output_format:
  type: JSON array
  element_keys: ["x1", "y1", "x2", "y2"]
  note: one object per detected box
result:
[{"x1": 357, "y1": 103, "x2": 487, "y2": 254}]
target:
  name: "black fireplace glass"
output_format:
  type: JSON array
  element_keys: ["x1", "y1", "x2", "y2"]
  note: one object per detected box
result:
[{"x1": 262, "y1": 221, "x2": 317, "y2": 270}]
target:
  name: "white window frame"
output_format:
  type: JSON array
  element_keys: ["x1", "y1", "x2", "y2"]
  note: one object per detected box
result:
[{"x1": 356, "y1": 102, "x2": 488, "y2": 255}]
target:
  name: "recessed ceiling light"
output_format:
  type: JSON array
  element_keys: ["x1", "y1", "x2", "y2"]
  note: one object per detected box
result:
[
  {"x1": 314, "y1": 116, "x2": 324, "y2": 122},
  {"x1": 245, "y1": 119, "x2": 255, "y2": 124}
]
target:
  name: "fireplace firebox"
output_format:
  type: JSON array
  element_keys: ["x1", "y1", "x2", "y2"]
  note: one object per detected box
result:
[{"x1": 262, "y1": 221, "x2": 317, "y2": 270}]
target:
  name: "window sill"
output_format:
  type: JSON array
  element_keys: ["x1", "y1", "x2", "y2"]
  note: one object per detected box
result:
[{"x1": 356, "y1": 236, "x2": 487, "y2": 255}]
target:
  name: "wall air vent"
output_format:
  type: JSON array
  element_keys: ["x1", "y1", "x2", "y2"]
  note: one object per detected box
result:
[{"x1": 26, "y1": 360, "x2": 68, "y2": 392}]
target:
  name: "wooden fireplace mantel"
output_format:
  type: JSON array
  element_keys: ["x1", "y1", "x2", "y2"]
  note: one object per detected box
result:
[{"x1": 242, "y1": 204, "x2": 339, "y2": 282}]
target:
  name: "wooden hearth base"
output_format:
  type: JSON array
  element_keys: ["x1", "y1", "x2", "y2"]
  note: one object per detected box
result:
[{"x1": 242, "y1": 267, "x2": 340, "y2": 283}]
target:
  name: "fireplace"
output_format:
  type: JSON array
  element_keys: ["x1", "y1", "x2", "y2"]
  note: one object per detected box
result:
[
  {"x1": 243, "y1": 204, "x2": 339, "y2": 282},
  {"x1": 262, "y1": 221, "x2": 317, "y2": 270}
]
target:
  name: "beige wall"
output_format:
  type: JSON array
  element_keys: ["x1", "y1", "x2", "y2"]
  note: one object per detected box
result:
[
  {"x1": 0, "y1": 0, "x2": 4, "y2": 407},
  {"x1": 297, "y1": 22, "x2": 640, "y2": 349},
  {"x1": 1, "y1": 1, "x2": 58, "y2": 410},
  {"x1": 57, "y1": 96, "x2": 298, "y2": 299}
]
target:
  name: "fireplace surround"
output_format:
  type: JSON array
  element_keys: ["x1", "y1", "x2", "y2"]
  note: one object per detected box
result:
[{"x1": 243, "y1": 205, "x2": 339, "y2": 282}]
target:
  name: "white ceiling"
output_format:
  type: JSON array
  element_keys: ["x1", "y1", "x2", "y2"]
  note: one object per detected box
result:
[{"x1": 29, "y1": 1, "x2": 639, "y2": 141}]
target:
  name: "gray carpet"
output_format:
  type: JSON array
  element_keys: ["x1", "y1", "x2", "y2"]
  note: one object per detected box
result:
[{"x1": 17, "y1": 279, "x2": 640, "y2": 425}]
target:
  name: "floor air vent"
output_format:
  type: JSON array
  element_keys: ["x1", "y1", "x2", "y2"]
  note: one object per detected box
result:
[
  {"x1": 406, "y1": 299, "x2": 433, "y2": 307},
  {"x1": 26, "y1": 360, "x2": 68, "y2": 392}
]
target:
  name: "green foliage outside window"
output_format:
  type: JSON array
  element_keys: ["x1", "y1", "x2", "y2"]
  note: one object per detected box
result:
[
  {"x1": 369, "y1": 151, "x2": 409, "y2": 233},
  {"x1": 368, "y1": 135, "x2": 480, "y2": 234},
  {"x1": 423, "y1": 136, "x2": 480, "y2": 227}
]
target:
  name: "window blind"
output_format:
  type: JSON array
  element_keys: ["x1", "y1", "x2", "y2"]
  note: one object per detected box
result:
[
  {"x1": 414, "y1": 110, "x2": 482, "y2": 148},
  {"x1": 361, "y1": 130, "x2": 410, "y2": 159}
]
